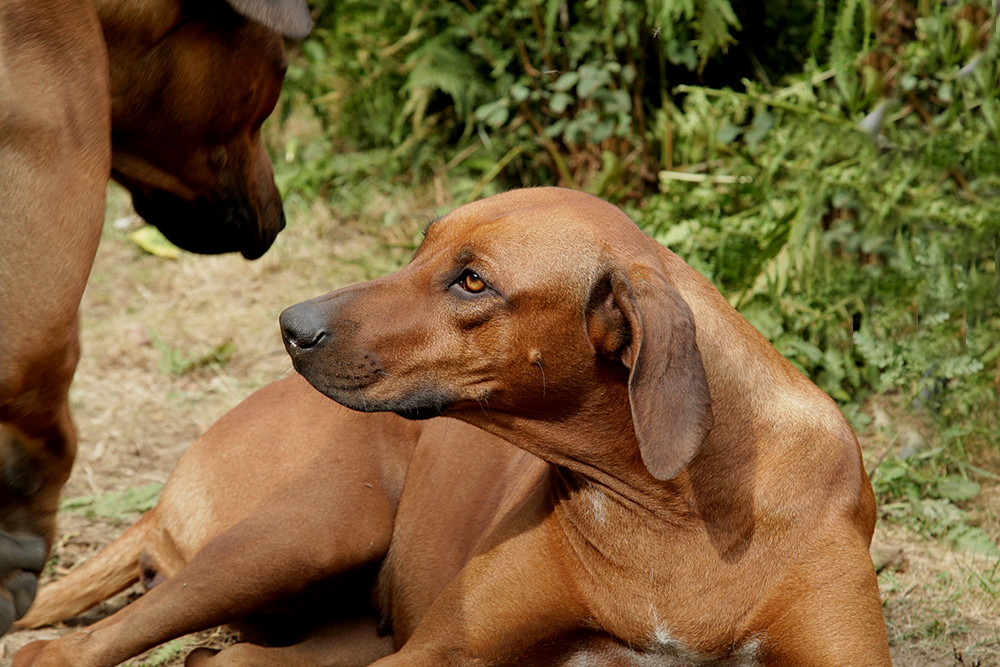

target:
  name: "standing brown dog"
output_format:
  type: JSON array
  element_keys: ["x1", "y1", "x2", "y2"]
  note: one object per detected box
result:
[
  {"x1": 0, "y1": 0, "x2": 309, "y2": 633},
  {"x1": 16, "y1": 188, "x2": 890, "y2": 665}
]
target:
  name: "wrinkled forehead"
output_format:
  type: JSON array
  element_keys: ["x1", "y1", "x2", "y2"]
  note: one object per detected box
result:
[
  {"x1": 436, "y1": 187, "x2": 634, "y2": 233},
  {"x1": 420, "y1": 188, "x2": 646, "y2": 283}
]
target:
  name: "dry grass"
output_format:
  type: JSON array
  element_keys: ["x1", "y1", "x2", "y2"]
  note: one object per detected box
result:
[
  {"x1": 1, "y1": 184, "x2": 997, "y2": 665},
  {"x1": 865, "y1": 399, "x2": 1000, "y2": 665},
  {"x1": 878, "y1": 523, "x2": 1000, "y2": 665}
]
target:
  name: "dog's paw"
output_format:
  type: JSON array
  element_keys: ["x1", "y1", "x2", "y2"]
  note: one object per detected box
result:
[
  {"x1": 184, "y1": 647, "x2": 221, "y2": 666},
  {"x1": 11, "y1": 638, "x2": 50, "y2": 666},
  {"x1": 0, "y1": 533, "x2": 46, "y2": 635}
]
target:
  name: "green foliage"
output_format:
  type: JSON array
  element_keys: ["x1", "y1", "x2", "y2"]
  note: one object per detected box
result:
[
  {"x1": 875, "y1": 449, "x2": 998, "y2": 557},
  {"x1": 278, "y1": 0, "x2": 755, "y2": 198},
  {"x1": 138, "y1": 639, "x2": 194, "y2": 667},
  {"x1": 639, "y1": 1, "x2": 998, "y2": 411},
  {"x1": 61, "y1": 484, "x2": 163, "y2": 525},
  {"x1": 152, "y1": 336, "x2": 236, "y2": 376}
]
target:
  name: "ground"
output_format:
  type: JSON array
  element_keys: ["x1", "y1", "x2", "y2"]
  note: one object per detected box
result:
[{"x1": 1, "y1": 186, "x2": 997, "y2": 665}]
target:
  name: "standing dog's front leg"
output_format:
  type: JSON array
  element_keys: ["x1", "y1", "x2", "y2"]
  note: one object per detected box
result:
[{"x1": 0, "y1": 0, "x2": 110, "y2": 635}]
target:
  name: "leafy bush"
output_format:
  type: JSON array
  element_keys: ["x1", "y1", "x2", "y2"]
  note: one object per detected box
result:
[
  {"x1": 279, "y1": 0, "x2": 791, "y2": 198},
  {"x1": 640, "y1": 1, "x2": 998, "y2": 412},
  {"x1": 877, "y1": 449, "x2": 998, "y2": 557}
]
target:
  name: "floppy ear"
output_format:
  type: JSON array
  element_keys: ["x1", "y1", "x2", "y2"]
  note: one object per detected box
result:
[
  {"x1": 588, "y1": 266, "x2": 713, "y2": 481},
  {"x1": 226, "y1": 0, "x2": 312, "y2": 38}
]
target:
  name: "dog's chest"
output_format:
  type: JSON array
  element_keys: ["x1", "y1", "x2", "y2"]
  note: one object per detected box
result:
[
  {"x1": 554, "y1": 491, "x2": 767, "y2": 666},
  {"x1": 562, "y1": 633, "x2": 762, "y2": 666}
]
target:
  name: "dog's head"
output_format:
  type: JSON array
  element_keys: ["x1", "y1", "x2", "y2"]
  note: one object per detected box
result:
[
  {"x1": 281, "y1": 188, "x2": 711, "y2": 480},
  {"x1": 105, "y1": 0, "x2": 311, "y2": 259}
]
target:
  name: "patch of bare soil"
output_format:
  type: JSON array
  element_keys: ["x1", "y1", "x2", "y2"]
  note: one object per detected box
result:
[{"x1": 1, "y1": 186, "x2": 997, "y2": 665}]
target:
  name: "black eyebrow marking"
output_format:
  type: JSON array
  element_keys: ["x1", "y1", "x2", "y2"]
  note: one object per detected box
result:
[{"x1": 456, "y1": 246, "x2": 475, "y2": 265}]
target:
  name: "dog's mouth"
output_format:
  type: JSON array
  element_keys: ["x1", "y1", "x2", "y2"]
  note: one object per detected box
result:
[
  {"x1": 300, "y1": 374, "x2": 456, "y2": 421},
  {"x1": 116, "y1": 174, "x2": 284, "y2": 260},
  {"x1": 280, "y1": 301, "x2": 460, "y2": 420},
  {"x1": 134, "y1": 190, "x2": 282, "y2": 260},
  {"x1": 382, "y1": 386, "x2": 458, "y2": 421}
]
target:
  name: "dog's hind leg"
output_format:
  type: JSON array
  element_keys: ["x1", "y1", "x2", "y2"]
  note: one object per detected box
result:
[{"x1": 15, "y1": 470, "x2": 398, "y2": 667}]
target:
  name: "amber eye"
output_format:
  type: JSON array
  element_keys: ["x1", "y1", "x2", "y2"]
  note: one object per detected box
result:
[{"x1": 459, "y1": 270, "x2": 487, "y2": 293}]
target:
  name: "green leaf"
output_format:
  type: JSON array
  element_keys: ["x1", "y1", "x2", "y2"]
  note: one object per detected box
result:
[
  {"x1": 549, "y1": 92, "x2": 573, "y2": 114},
  {"x1": 509, "y1": 84, "x2": 531, "y2": 103},
  {"x1": 718, "y1": 122, "x2": 741, "y2": 144},
  {"x1": 937, "y1": 355, "x2": 985, "y2": 379},
  {"x1": 950, "y1": 526, "x2": 1000, "y2": 558},
  {"x1": 301, "y1": 39, "x2": 326, "y2": 62},
  {"x1": 474, "y1": 99, "x2": 509, "y2": 128},
  {"x1": 692, "y1": 0, "x2": 740, "y2": 65},
  {"x1": 551, "y1": 71, "x2": 579, "y2": 92},
  {"x1": 62, "y1": 483, "x2": 163, "y2": 521},
  {"x1": 576, "y1": 64, "x2": 611, "y2": 99},
  {"x1": 934, "y1": 475, "x2": 981, "y2": 502},
  {"x1": 744, "y1": 110, "x2": 775, "y2": 146},
  {"x1": 129, "y1": 226, "x2": 180, "y2": 260}
]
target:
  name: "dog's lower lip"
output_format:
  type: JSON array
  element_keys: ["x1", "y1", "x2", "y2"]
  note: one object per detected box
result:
[
  {"x1": 301, "y1": 378, "x2": 378, "y2": 402},
  {"x1": 394, "y1": 404, "x2": 449, "y2": 421},
  {"x1": 241, "y1": 242, "x2": 266, "y2": 260}
]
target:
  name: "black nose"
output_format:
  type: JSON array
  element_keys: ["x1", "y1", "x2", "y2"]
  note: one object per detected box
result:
[{"x1": 279, "y1": 304, "x2": 328, "y2": 354}]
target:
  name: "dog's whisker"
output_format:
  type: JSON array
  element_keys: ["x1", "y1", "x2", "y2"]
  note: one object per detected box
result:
[
  {"x1": 356, "y1": 385, "x2": 370, "y2": 412},
  {"x1": 477, "y1": 397, "x2": 495, "y2": 423}
]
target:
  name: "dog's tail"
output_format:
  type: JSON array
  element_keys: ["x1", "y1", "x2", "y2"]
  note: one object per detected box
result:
[{"x1": 16, "y1": 510, "x2": 156, "y2": 629}]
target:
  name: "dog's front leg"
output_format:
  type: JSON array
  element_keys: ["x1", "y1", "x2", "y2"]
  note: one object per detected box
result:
[{"x1": 374, "y1": 524, "x2": 586, "y2": 667}]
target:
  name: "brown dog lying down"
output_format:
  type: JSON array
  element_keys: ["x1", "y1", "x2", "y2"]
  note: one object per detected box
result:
[{"x1": 17, "y1": 188, "x2": 891, "y2": 665}]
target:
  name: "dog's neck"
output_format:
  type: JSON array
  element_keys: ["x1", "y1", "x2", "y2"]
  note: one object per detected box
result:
[
  {"x1": 93, "y1": 0, "x2": 182, "y2": 184},
  {"x1": 468, "y1": 403, "x2": 695, "y2": 519}
]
